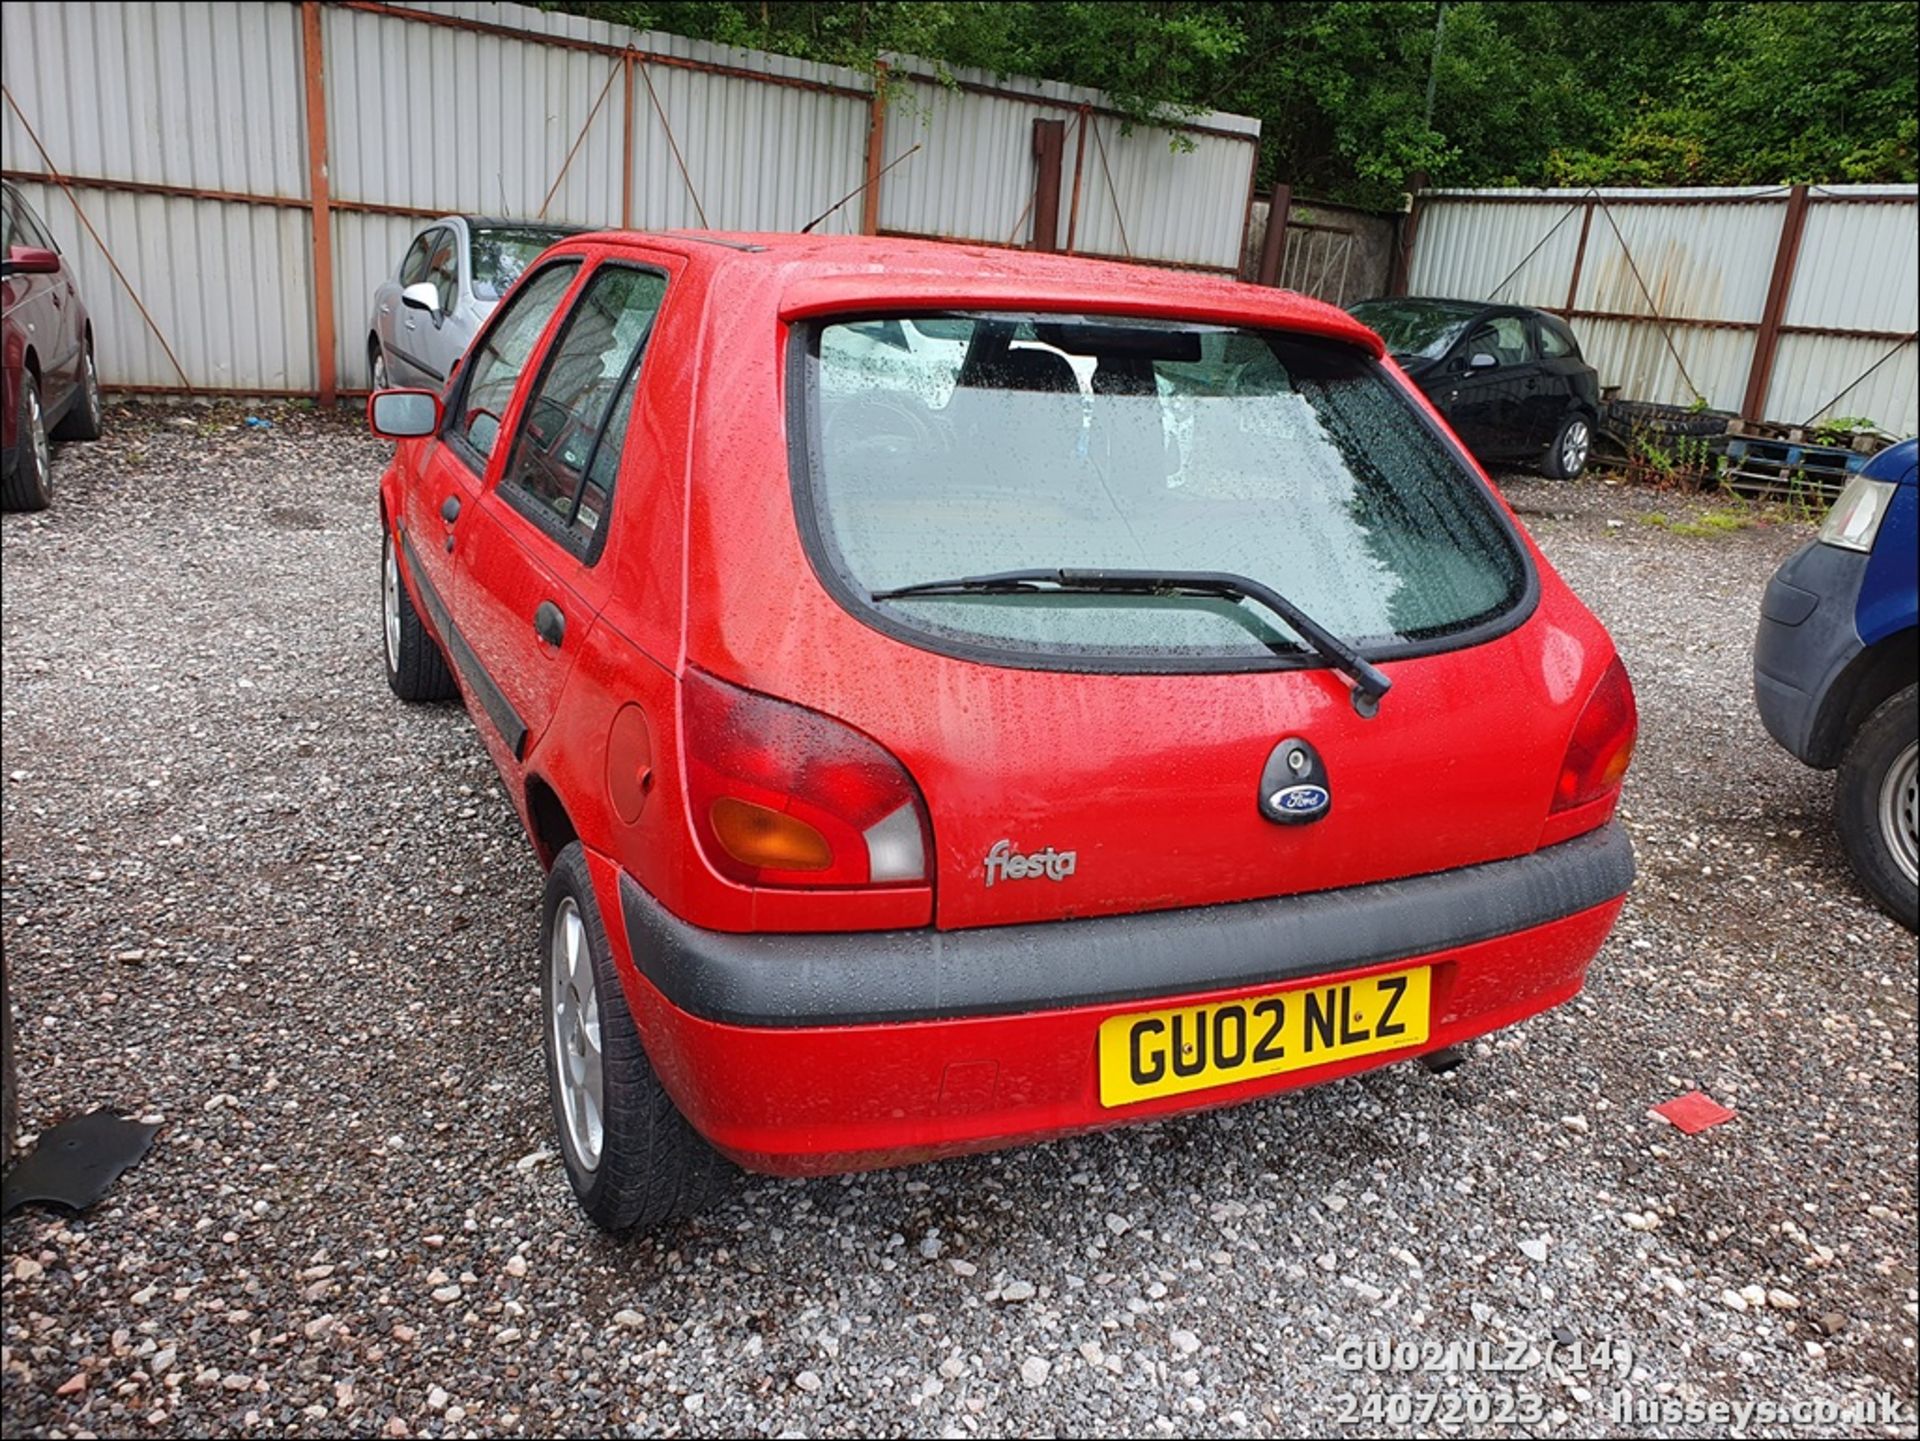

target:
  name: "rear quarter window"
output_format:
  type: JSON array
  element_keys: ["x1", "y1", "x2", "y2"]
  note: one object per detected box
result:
[{"x1": 791, "y1": 314, "x2": 1533, "y2": 671}]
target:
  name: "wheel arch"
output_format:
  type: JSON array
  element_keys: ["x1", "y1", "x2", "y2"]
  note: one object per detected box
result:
[
  {"x1": 1809, "y1": 627, "x2": 1918, "y2": 768},
  {"x1": 525, "y1": 774, "x2": 581, "y2": 873}
]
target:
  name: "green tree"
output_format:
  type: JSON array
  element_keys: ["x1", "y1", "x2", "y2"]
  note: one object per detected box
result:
[{"x1": 553, "y1": 1, "x2": 1920, "y2": 203}]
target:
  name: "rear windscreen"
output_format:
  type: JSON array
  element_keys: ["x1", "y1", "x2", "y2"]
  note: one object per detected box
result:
[{"x1": 795, "y1": 314, "x2": 1529, "y2": 666}]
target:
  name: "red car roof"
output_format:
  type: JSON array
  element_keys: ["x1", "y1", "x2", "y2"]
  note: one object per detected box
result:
[{"x1": 568, "y1": 231, "x2": 1385, "y2": 356}]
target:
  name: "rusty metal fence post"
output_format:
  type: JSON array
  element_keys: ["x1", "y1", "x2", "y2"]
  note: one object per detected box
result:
[
  {"x1": 860, "y1": 60, "x2": 889, "y2": 236},
  {"x1": 1742, "y1": 184, "x2": 1812, "y2": 422},
  {"x1": 1029, "y1": 119, "x2": 1065, "y2": 251},
  {"x1": 1255, "y1": 184, "x2": 1292, "y2": 287},
  {"x1": 300, "y1": 0, "x2": 337, "y2": 406}
]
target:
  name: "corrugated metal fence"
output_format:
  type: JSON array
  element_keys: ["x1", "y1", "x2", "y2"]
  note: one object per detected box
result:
[
  {"x1": 1, "y1": 0, "x2": 1260, "y2": 399},
  {"x1": 1407, "y1": 186, "x2": 1920, "y2": 436}
]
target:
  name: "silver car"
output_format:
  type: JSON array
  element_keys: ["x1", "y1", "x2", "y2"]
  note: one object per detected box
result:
[{"x1": 366, "y1": 216, "x2": 580, "y2": 390}]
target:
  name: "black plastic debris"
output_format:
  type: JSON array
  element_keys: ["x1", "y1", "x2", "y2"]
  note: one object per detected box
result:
[{"x1": 2, "y1": 1110, "x2": 159, "y2": 1216}]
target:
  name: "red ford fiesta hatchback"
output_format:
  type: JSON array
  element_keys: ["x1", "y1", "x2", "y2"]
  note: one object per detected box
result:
[{"x1": 370, "y1": 234, "x2": 1636, "y2": 1231}]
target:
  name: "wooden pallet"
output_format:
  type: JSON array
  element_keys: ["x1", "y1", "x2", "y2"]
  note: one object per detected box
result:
[{"x1": 1716, "y1": 432, "x2": 1872, "y2": 503}]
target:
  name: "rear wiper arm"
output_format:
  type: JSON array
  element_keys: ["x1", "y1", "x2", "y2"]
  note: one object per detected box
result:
[{"x1": 871, "y1": 567, "x2": 1392, "y2": 717}]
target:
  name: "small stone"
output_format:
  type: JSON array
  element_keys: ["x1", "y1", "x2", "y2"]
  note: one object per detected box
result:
[
  {"x1": 1519, "y1": 1238, "x2": 1549, "y2": 1264},
  {"x1": 1721, "y1": 1289, "x2": 1749, "y2": 1312},
  {"x1": 939, "y1": 1356, "x2": 968, "y2": 1380},
  {"x1": 794, "y1": 1370, "x2": 822, "y2": 1393},
  {"x1": 1347, "y1": 1278, "x2": 1386, "y2": 1303},
  {"x1": 1019, "y1": 1356, "x2": 1051, "y2": 1387},
  {"x1": 427, "y1": 1386, "x2": 448, "y2": 1411},
  {"x1": 392, "y1": 1325, "x2": 417, "y2": 1343},
  {"x1": 1816, "y1": 1312, "x2": 1848, "y2": 1336},
  {"x1": 1104, "y1": 1213, "x2": 1131, "y2": 1235},
  {"x1": 298, "y1": 1264, "x2": 335, "y2": 1281},
  {"x1": 1739, "y1": 1284, "x2": 1767, "y2": 1307},
  {"x1": 431, "y1": 1285, "x2": 462, "y2": 1304},
  {"x1": 1767, "y1": 1288, "x2": 1800, "y2": 1310},
  {"x1": 15, "y1": 1258, "x2": 44, "y2": 1282},
  {"x1": 150, "y1": 1347, "x2": 177, "y2": 1377},
  {"x1": 1169, "y1": 1329, "x2": 1201, "y2": 1355},
  {"x1": 949, "y1": 1259, "x2": 977, "y2": 1277},
  {"x1": 221, "y1": 1374, "x2": 252, "y2": 1392},
  {"x1": 614, "y1": 1309, "x2": 645, "y2": 1329},
  {"x1": 504, "y1": 1255, "x2": 527, "y2": 1278},
  {"x1": 1561, "y1": 1115, "x2": 1589, "y2": 1133},
  {"x1": 1001, "y1": 1280, "x2": 1036, "y2": 1303},
  {"x1": 385, "y1": 1418, "x2": 409, "y2": 1438},
  {"x1": 1323, "y1": 1194, "x2": 1349, "y2": 1213},
  {"x1": 56, "y1": 1373, "x2": 87, "y2": 1397},
  {"x1": 1078, "y1": 1342, "x2": 1104, "y2": 1366}
]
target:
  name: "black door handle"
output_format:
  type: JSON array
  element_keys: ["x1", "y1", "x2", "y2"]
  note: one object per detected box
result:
[
  {"x1": 441, "y1": 494, "x2": 461, "y2": 524},
  {"x1": 533, "y1": 600, "x2": 567, "y2": 648}
]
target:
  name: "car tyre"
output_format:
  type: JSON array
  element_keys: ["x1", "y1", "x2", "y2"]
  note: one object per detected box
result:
[
  {"x1": 381, "y1": 528, "x2": 457, "y2": 701},
  {"x1": 1835, "y1": 684, "x2": 1918, "y2": 932},
  {"x1": 1544, "y1": 412, "x2": 1593, "y2": 480},
  {"x1": 1835, "y1": 686, "x2": 1912, "y2": 936},
  {"x1": 2, "y1": 375, "x2": 53, "y2": 512},
  {"x1": 50, "y1": 341, "x2": 103, "y2": 443},
  {"x1": 540, "y1": 843, "x2": 730, "y2": 1232},
  {"x1": 369, "y1": 339, "x2": 389, "y2": 392}
]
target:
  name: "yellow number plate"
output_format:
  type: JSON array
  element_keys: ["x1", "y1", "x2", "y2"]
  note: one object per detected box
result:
[{"x1": 1097, "y1": 967, "x2": 1431, "y2": 1108}]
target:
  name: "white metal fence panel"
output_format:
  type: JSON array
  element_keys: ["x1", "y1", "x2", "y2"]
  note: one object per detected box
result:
[
  {"x1": 1784, "y1": 194, "x2": 1920, "y2": 333},
  {"x1": 1, "y1": 0, "x2": 1261, "y2": 396},
  {"x1": 13, "y1": 179, "x2": 316, "y2": 391},
  {"x1": 1, "y1": 0, "x2": 307, "y2": 197},
  {"x1": 1408, "y1": 186, "x2": 1919, "y2": 436},
  {"x1": 878, "y1": 56, "x2": 1257, "y2": 270},
  {"x1": 633, "y1": 58, "x2": 869, "y2": 235},
  {"x1": 1766, "y1": 334, "x2": 1919, "y2": 434}
]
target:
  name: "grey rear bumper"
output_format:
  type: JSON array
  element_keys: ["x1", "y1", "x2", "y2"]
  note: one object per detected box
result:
[{"x1": 620, "y1": 822, "x2": 1635, "y2": 1027}]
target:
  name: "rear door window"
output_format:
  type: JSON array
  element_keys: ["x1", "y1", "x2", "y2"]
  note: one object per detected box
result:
[
  {"x1": 796, "y1": 315, "x2": 1530, "y2": 668},
  {"x1": 498, "y1": 265, "x2": 668, "y2": 554},
  {"x1": 1468, "y1": 315, "x2": 1534, "y2": 367}
]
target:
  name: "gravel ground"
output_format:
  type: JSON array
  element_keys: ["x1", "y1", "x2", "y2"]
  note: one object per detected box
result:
[{"x1": 2, "y1": 404, "x2": 1914, "y2": 1440}]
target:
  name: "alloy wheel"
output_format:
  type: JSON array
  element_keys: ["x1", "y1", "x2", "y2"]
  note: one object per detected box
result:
[
  {"x1": 381, "y1": 536, "x2": 402, "y2": 673},
  {"x1": 26, "y1": 385, "x2": 50, "y2": 497},
  {"x1": 547, "y1": 897, "x2": 605, "y2": 1173},
  {"x1": 82, "y1": 348, "x2": 101, "y2": 430},
  {"x1": 1561, "y1": 418, "x2": 1590, "y2": 476},
  {"x1": 1881, "y1": 739, "x2": 1919, "y2": 888}
]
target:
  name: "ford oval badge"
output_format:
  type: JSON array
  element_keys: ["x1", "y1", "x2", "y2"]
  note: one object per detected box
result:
[
  {"x1": 1258, "y1": 737, "x2": 1332, "y2": 825},
  {"x1": 1268, "y1": 783, "x2": 1330, "y2": 817}
]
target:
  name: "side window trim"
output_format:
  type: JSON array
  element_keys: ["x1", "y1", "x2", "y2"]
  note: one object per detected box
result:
[
  {"x1": 493, "y1": 259, "x2": 670, "y2": 566},
  {"x1": 441, "y1": 257, "x2": 589, "y2": 478}
]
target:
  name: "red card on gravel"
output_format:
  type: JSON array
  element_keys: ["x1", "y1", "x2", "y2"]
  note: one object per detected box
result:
[{"x1": 1652, "y1": 1091, "x2": 1735, "y2": 1134}]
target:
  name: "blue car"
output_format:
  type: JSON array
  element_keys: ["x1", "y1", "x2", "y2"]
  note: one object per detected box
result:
[{"x1": 1755, "y1": 438, "x2": 1918, "y2": 930}]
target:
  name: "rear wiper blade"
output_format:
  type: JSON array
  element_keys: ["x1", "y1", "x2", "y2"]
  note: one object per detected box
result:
[{"x1": 871, "y1": 567, "x2": 1392, "y2": 717}]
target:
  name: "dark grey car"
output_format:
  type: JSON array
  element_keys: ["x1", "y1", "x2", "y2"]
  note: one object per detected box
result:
[
  {"x1": 367, "y1": 217, "x2": 581, "y2": 390},
  {"x1": 1348, "y1": 297, "x2": 1604, "y2": 479}
]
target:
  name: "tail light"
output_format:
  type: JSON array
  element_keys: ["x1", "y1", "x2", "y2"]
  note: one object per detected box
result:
[
  {"x1": 682, "y1": 668, "x2": 930, "y2": 889},
  {"x1": 1552, "y1": 656, "x2": 1637, "y2": 812}
]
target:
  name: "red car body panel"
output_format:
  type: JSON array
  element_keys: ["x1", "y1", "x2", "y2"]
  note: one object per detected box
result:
[{"x1": 377, "y1": 233, "x2": 1635, "y2": 1175}]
